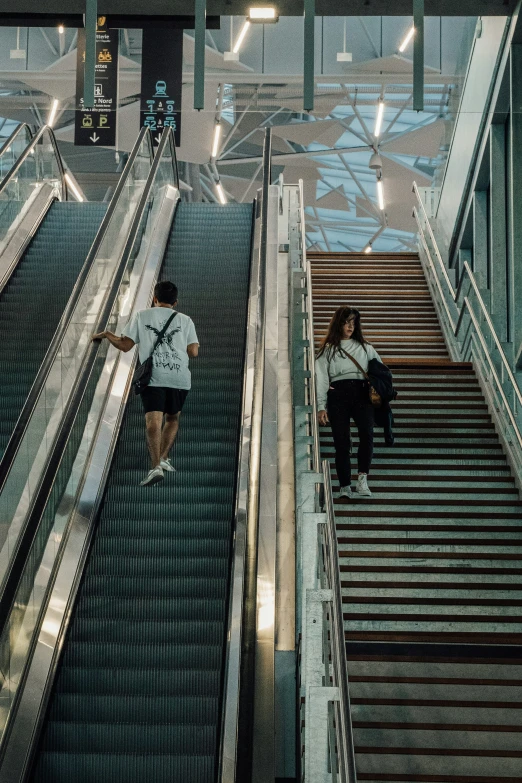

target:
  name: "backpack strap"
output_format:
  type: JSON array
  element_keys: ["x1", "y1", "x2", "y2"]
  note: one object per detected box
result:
[{"x1": 151, "y1": 311, "x2": 177, "y2": 355}]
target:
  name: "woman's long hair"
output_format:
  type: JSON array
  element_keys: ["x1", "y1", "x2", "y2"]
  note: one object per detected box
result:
[{"x1": 316, "y1": 306, "x2": 367, "y2": 359}]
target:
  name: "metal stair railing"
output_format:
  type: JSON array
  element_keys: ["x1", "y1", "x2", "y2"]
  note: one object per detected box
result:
[
  {"x1": 413, "y1": 180, "x2": 522, "y2": 490},
  {"x1": 284, "y1": 173, "x2": 357, "y2": 783}
]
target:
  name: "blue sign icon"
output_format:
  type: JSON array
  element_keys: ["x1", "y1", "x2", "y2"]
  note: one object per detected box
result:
[{"x1": 154, "y1": 80, "x2": 168, "y2": 97}]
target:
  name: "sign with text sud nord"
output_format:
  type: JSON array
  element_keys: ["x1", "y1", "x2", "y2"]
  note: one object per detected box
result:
[
  {"x1": 140, "y1": 28, "x2": 182, "y2": 147},
  {"x1": 75, "y1": 21, "x2": 118, "y2": 146}
]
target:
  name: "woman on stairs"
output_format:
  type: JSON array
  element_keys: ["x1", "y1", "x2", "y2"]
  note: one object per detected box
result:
[{"x1": 316, "y1": 306, "x2": 381, "y2": 499}]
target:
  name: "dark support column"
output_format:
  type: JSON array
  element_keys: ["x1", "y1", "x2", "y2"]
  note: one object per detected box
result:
[
  {"x1": 413, "y1": 0, "x2": 424, "y2": 112},
  {"x1": 84, "y1": 0, "x2": 97, "y2": 109},
  {"x1": 489, "y1": 123, "x2": 508, "y2": 342},
  {"x1": 194, "y1": 0, "x2": 206, "y2": 110},
  {"x1": 473, "y1": 191, "x2": 489, "y2": 292},
  {"x1": 304, "y1": 0, "x2": 315, "y2": 112},
  {"x1": 508, "y1": 44, "x2": 522, "y2": 364}
]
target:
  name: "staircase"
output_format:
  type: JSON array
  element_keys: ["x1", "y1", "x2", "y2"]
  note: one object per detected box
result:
[
  {"x1": 31, "y1": 203, "x2": 254, "y2": 782},
  {"x1": 310, "y1": 251, "x2": 522, "y2": 783},
  {"x1": 0, "y1": 201, "x2": 107, "y2": 458}
]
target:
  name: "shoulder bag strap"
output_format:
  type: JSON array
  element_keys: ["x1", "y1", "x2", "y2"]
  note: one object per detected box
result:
[
  {"x1": 337, "y1": 346, "x2": 370, "y2": 380},
  {"x1": 151, "y1": 311, "x2": 177, "y2": 355}
]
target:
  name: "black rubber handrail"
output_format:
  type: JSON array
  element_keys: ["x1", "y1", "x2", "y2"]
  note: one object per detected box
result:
[
  {"x1": 0, "y1": 125, "x2": 66, "y2": 200},
  {"x1": 0, "y1": 123, "x2": 32, "y2": 158},
  {"x1": 0, "y1": 127, "x2": 176, "y2": 637},
  {"x1": 0, "y1": 126, "x2": 153, "y2": 498}
]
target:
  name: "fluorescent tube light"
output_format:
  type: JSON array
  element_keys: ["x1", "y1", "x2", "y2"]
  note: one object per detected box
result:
[
  {"x1": 65, "y1": 172, "x2": 84, "y2": 202},
  {"x1": 211, "y1": 123, "x2": 222, "y2": 159},
  {"x1": 216, "y1": 182, "x2": 227, "y2": 204},
  {"x1": 233, "y1": 20, "x2": 250, "y2": 53},
  {"x1": 377, "y1": 179, "x2": 385, "y2": 211},
  {"x1": 248, "y1": 7, "x2": 276, "y2": 20},
  {"x1": 48, "y1": 98, "x2": 59, "y2": 128},
  {"x1": 374, "y1": 100, "x2": 385, "y2": 138},
  {"x1": 399, "y1": 25, "x2": 414, "y2": 53}
]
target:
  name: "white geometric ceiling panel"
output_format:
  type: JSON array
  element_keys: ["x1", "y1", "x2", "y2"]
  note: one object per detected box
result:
[
  {"x1": 272, "y1": 118, "x2": 343, "y2": 146},
  {"x1": 384, "y1": 119, "x2": 445, "y2": 158},
  {"x1": 317, "y1": 188, "x2": 352, "y2": 211}
]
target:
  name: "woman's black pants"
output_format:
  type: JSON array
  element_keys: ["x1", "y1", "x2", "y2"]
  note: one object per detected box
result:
[{"x1": 327, "y1": 379, "x2": 374, "y2": 487}]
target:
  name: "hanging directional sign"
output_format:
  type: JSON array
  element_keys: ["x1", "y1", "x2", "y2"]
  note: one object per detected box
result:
[
  {"x1": 140, "y1": 28, "x2": 182, "y2": 147},
  {"x1": 75, "y1": 18, "x2": 119, "y2": 146}
]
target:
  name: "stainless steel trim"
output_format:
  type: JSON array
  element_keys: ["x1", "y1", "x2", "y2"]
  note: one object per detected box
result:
[
  {"x1": 321, "y1": 460, "x2": 358, "y2": 783},
  {"x1": 219, "y1": 128, "x2": 272, "y2": 783},
  {"x1": 0, "y1": 182, "x2": 56, "y2": 294},
  {"x1": 298, "y1": 179, "x2": 321, "y2": 474},
  {"x1": 0, "y1": 184, "x2": 179, "y2": 783},
  {"x1": 252, "y1": 179, "x2": 279, "y2": 783},
  {"x1": 219, "y1": 202, "x2": 260, "y2": 783},
  {"x1": 0, "y1": 124, "x2": 32, "y2": 157}
]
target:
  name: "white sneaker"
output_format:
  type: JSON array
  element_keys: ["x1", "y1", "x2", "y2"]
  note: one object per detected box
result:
[
  {"x1": 354, "y1": 474, "x2": 372, "y2": 497},
  {"x1": 338, "y1": 486, "x2": 352, "y2": 499},
  {"x1": 140, "y1": 466, "x2": 164, "y2": 486},
  {"x1": 160, "y1": 458, "x2": 176, "y2": 473}
]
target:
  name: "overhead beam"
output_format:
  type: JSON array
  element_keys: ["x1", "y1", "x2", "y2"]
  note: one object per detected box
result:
[
  {"x1": 84, "y1": 0, "x2": 96, "y2": 109},
  {"x1": 303, "y1": 0, "x2": 314, "y2": 111},
  {"x1": 0, "y1": 0, "x2": 517, "y2": 19},
  {"x1": 413, "y1": 0, "x2": 424, "y2": 112},
  {"x1": 194, "y1": 0, "x2": 206, "y2": 109}
]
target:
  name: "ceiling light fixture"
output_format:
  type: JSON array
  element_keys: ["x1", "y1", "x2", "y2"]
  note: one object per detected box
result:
[
  {"x1": 211, "y1": 123, "x2": 222, "y2": 159},
  {"x1": 376, "y1": 178, "x2": 385, "y2": 211},
  {"x1": 374, "y1": 100, "x2": 385, "y2": 137},
  {"x1": 233, "y1": 20, "x2": 251, "y2": 53},
  {"x1": 216, "y1": 181, "x2": 227, "y2": 204},
  {"x1": 58, "y1": 25, "x2": 64, "y2": 34},
  {"x1": 248, "y1": 7, "x2": 278, "y2": 21},
  {"x1": 399, "y1": 25, "x2": 415, "y2": 52},
  {"x1": 65, "y1": 172, "x2": 84, "y2": 202},
  {"x1": 48, "y1": 98, "x2": 59, "y2": 128},
  {"x1": 364, "y1": 243, "x2": 372, "y2": 254}
]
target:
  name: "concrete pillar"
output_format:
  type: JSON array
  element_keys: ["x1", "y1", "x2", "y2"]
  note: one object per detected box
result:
[
  {"x1": 472, "y1": 190, "x2": 489, "y2": 291},
  {"x1": 489, "y1": 123, "x2": 508, "y2": 342},
  {"x1": 508, "y1": 44, "x2": 522, "y2": 364}
]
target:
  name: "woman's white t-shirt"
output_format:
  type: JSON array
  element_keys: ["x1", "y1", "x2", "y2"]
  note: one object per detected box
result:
[
  {"x1": 315, "y1": 339, "x2": 382, "y2": 411},
  {"x1": 123, "y1": 307, "x2": 198, "y2": 389}
]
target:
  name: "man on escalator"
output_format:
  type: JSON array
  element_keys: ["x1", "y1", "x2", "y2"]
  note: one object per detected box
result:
[{"x1": 92, "y1": 280, "x2": 199, "y2": 486}]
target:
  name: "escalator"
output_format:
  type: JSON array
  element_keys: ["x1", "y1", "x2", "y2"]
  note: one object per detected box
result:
[
  {"x1": 0, "y1": 127, "x2": 272, "y2": 783},
  {"x1": 30, "y1": 202, "x2": 254, "y2": 782},
  {"x1": 0, "y1": 201, "x2": 107, "y2": 456}
]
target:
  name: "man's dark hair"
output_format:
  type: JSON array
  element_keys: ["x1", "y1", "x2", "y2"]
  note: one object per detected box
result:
[{"x1": 154, "y1": 280, "x2": 178, "y2": 305}]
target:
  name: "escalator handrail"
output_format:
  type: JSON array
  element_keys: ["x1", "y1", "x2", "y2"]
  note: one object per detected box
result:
[
  {"x1": 0, "y1": 126, "x2": 153, "y2": 497},
  {"x1": 0, "y1": 123, "x2": 32, "y2": 158},
  {"x1": 218, "y1": 127, "x2": 272, "y2": 783},
  {"x1": 0, "y1": 128, "x2": 177, "y2": 637},
  {"x1": 0, "y1": 124, "x2": 66, "y2": 201}
]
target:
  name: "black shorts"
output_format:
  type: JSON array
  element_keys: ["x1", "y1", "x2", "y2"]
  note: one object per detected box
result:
[{"x1": 140, "y1": 386, "x2": 189, "y2": 415}]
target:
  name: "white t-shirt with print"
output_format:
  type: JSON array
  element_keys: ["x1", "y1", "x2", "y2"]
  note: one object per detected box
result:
[{"x1": 123, "y1": 307, "x2": 198, "y2": 390}]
